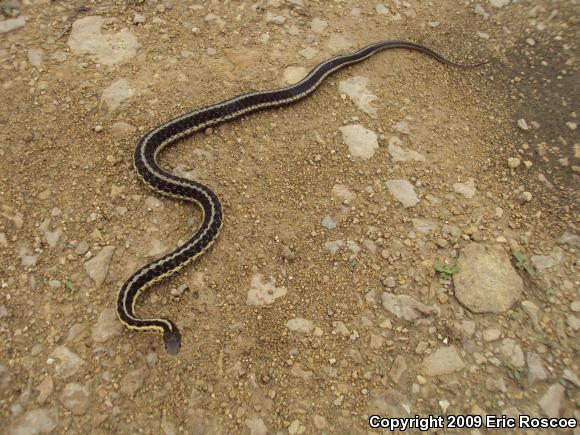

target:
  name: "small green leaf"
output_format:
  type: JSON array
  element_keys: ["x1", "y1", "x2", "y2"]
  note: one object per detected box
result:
[
  {"x1": 65, "y1": 280, "x2": 76, "y2": 293},
  {"x1": 434, "y1": 265, "x2": 459, "y2": 276},
  {"x1": 544, "y1": 287, "x2": 555, "y2": 296},
  {"x1": 512, "y1": 251, "x2": 525, "y2": 268}
]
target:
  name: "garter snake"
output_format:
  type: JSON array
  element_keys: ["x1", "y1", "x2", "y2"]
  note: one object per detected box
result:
[{"x1": 116, "y1": 40, "x2": 485, "y2": 354}]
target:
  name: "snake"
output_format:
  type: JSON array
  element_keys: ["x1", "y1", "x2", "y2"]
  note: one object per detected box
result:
[{"x1": 116, "y1": 40, "x2": 485, "y2": 354}]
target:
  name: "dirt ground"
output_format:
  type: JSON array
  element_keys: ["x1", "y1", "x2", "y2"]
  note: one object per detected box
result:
[{"x1": 0, "y1": 0, "x2": 578, "y2": 434}]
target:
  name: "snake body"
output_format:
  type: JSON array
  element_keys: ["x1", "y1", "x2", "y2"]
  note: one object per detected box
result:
[{"x1": 116, "y1": 40, "x2": 483, "y2": 354}]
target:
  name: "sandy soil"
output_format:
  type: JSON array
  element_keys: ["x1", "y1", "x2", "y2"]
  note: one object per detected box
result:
[{"x1": 0, "y1": 0, "x2": 578, "y2": 434}]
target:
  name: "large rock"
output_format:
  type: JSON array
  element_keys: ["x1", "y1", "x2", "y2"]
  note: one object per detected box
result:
[{"x1": 453, "y1": 243, "x2": 523, "y2": 313}]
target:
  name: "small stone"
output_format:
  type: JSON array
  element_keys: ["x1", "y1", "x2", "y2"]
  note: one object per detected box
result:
[
  {"x1": 508, "y1": 157, "x2": 521, "y2": 168},
  {"x1": 483, "y1": 328, "x2": 501, "y2": 342},
  {"x1": 313, "y1": 415, "x2": 327, "y2": 429},
  {"x1": 59, "y1": 383, "x2": 90, "y2": 415},
  {"x1": 381, "y1": 292, "x2": 440, "y2": 322},
  {"x1": 339, "y1": 124, "x2": 379, "y2": 159},
  {"x1": 453, "y1": 179, "x2": 476, "y2": 199},
  {"x1": 393, "y1": 120, "x2": 410, "y2": 135},
  {"x1": 517, "y1": 119, "x2": 529, "y2": 130},
  {"x1": 102, "y1": 79, "x2": 135, "y2": 111},
  {"x1": 49, "y1": 346, "x2": 84, "y2": 379},
  {"x1": 385, "y1": 179, "x2": 419, "y2": 208},
  {"x1": 327, "y1": 33, "x2": 351, "y2": 52},
  {"x1": 310, "y1": 17, "x2": 328, "y2": 34},
  {"x1": 369, "y1": 334, "x2": 384, "y2": 349},
  {"x1": 286, "y1": 318, "x2": 314, "y2": 333},
  {"x1": 245, "y1": 416, "x2": 268, "y2": 435},
  {"x1": 74, "y1": 241, "x2": 89, "y2": 256},
  {"x1": 526, "y1": 352, "x2": 548, "y2": 384},
  {"x1": 383, "y1": 276, "x2": 396, "y2": 288},
  {"x1": 526, "y1": 38, "x2": 536, "y2": 46},
  {"x1": 9, "y1": 408, "x2": 58, "y2": 434},
  {"x1": 0, "y1": 16, "x2": 26, "y2": 33},
  {"x1": 247, "y1": 274, "x2": 287, "y2": 306},
  {"x1": 531, "y1": 247, "x2": 563, "y2": 271},
  {"x1": 36, "y1": 376, "x2": 54, "y2": 404},
  {"x1": 133, "y1": 13, "x2": 146, "y2": 24},
  {"x1": 423, "y1": 346, "x2": 465, "y2": 376},
  {"x1": 453, "y1": 243, "x2": 523, "y2": 313},
  {"x1": 566, "y1": 121, "x2": 577, "y2": 130},
  {"x1": 321, "y1": 216, "x2": 336, "y2": 230},
  {"x1": 92, "y1": 308, "x2": 122, "y2": 343},
  {"x1": 376, "y1": 4, "x2": 390, "y2": 15},
  {"x1": 27, "y1": 48, "x2": 44, "y2": 67},
  {"x1": 520, "y1": 191, "x2": 532, "y2": 202},
  {"x1": 283, "y1": 66, "x2": 307, "y2": 85},
  {"x1": 84, "y1": 246, "x2": 115, "y2": 287},
  {"x1": 538, "y1": 384, "x2": 565, "y2": 418},
  {"x1": 339, "y1": 76, "x2": 378, "y2": 119},
  {"x1": 389, "y1": 355, "x2": 407, "y2": 384},
  {"x1": 500, "y1": 338, "x2": 525, "y2": 368},
  {"x1": 120, "y1": 366, "x2": 148, "y2": 395},
  {"x1": 265, "y1": 12, "x2": 286, "y2": 24}
]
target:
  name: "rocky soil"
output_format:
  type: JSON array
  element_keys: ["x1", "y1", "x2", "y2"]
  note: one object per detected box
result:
[{"x1": 0, "y1": 0, "x2": 578, "y2": 434}]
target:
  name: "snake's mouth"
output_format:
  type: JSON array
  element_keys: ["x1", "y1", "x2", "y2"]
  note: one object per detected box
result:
[{"x1": 163, "y1": 329, "x2": 182, "y2": 355}]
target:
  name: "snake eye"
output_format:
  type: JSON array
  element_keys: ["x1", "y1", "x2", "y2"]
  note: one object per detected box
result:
[{"x1": 163, "y1": 328, "x2": 181, "y2": 355}]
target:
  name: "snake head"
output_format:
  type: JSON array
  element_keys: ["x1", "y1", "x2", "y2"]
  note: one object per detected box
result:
[{"x1": 163, "y1": 327, "x2": 182, "y2": 355}]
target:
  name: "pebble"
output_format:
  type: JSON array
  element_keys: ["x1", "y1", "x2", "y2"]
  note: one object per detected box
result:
[
  {"x1": 500, "y1": 338, "x2": 525, "y2": 368},
  {"x1": 389, "y1": 355, "x2": 407, "y2": 383},
  {"x1": 245, "y1": 416, "x2": 268, "y2": 435},
  {"x1": 531, "y1": 247, "x2": 563, "y2": 271},
  {"x1": 0, "y1": 16, "x2": 26, "y2": 33},
  {"x1": 102, "y1": 79, "x2": 135, "y2": 111},
  {"x1": 520, "y1": 191, "x2": 532, "y2": 202},
  {"x1": 383, "y1": 276, "x2": 396, "y2": 288},
  {"x1": 110, "y1": 121, "x2": 136, "y2": 138},
  {"x1": 453, "y1": 243, "x2": 523, "y2": 313},
  {"x1": 74, "y1": 241, "x2": 89, "y2": 256},
  {"x1": 507, "y1": 157, "x2": 521, "y2": 168},
  {"x1": 517, "y1": 118, "x2": 529, "y2": 130},
  {"x1": 566, "y1": 121, "x2": 577, "y2": 130},
  {"x1": 18, "y1": 247, "x2": 38, "y2": 267},
  {"x1": 338, "y1": 76, "x2": 378, "y2": 119},
  {"x1": 339, "y1": 124, "x2": 378, "y2": 159},
  {"x1": 331, "y1": 184, "x2": 356, "y2": 201},
  {"x1": 92, "y1": 308, "x2": 123, "y2": 343},
  {"x1": 27, "y1": 48, "x2": 43, "y2": 67},
  {"x1": 59, "y1": 383, "x2": 90, "y2": 415},
  {"x1": 423, "y1": 346, "x2": 465, "y2": 376},
  {"x1": 39, "y1": 219, "x2": 62, "y2": 248},
  {"x1": 246, "y1": 274, "x2": 287, "y2": 306},
  {"x1": 490, "y1": 0, "x2": 509, "y2": 7},
  {"x1": 283, "y1": 66, "x2": 307, "y2": 85},
  {"x1": 299, "y1": 47, "x2": 318, "y2": 60},
  {"x1": 388, "y1": 140, "x2": 425, "y2": 162},
  {"x1": 393, "y1": 120, "x2": 410, "y2": 135},
  {"x1": 0, "y1": 305, "x2": 8, "y2": 318},
  {"x1": 9, "y1": 408, "x2": 58, "y2": 434},
  {"x1": 453, "y1": 179, "x2": 477, "y2": 198},
  {"x1": 310, "y1": 17, "x2": 328, "y2": 34},
  {"x1": 49, "y1": 346, "x2": 84, "y2": 379},
  {"x1": 327, "y1": 33, "x2": 351, "y2": 52},
  {"x1": 376, "y1": 4, "x2": 390, "y2": 15},
  {"x1": 36, "y1": 376, "x2": 54, "y2": 405},
  {"x1": 265, "y1": 12, "x2": 286, "y2": 24},
  {"x1": 321, "y1": 216, "x2": 336, "y2": 230},
  {"x1": 381, "y1": 292, "x2": 440, "y2": 322},
  {"x1": 133, "y1": 13, "x2": 146, "y2": 24},
  {"x1": 537, "y1": 384, "x2": 565, "y2": 418},
  {"x1": 84, "y1": 246, "x2": 115, "y2": 287},
  {"x1": 286, "y1": 318, "x2": 314, "y2": 333},
  {"x1": 120, "y1": 366, "x2": 148, "y2": 395},
  {"x1": 68, "y1": 16, "x2": 139, "y2": 65},
  {"x1": 526, "y1": 352, "x2": 548, "y2": 383},
  {"x1": 385, "y1": 179, "x2": 419, "y2": 208}
]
